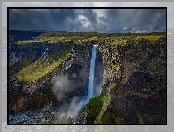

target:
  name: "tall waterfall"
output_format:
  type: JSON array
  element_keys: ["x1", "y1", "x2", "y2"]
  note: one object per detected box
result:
[
  {"x1": 8, "y1": 44, "x2": 99, "y2": 124},
  {"x1": 87, "y1": 45, "x2": 98, "y2": 101}
]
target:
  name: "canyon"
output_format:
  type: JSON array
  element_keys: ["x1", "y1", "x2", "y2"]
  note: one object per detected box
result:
[{"x1": 8, "y1": 31, "x2": 166, "y2": 124}]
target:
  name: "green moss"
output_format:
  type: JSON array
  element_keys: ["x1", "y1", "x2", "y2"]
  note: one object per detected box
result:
[
  {"x1": 9, "y1": 52, "x2": 38, "y2": 77},
  {"x1": 16, "y1": 48, "x2": 72, "y2": 82},
  {"x1": 114, "y1": 115, "x2": 124, "y2": 124},
  {"x1": 104, "y1": 61, "x2": 120, "y2": 78},
  {"x1": 100, "y1": 110, "x2": 124, "y2": 124},
  {"x1": 16, "y1": 31, "x2": 165, "y2": 46},
  {"x1": 111, "y1": 37, "x2": 127, "y2": 46},
  {"x1": 135, "y1": 109, "x2": 145, "y2": 124},
  {"x1": 100, "y1": 111, "x2": 115, "y2": 124},
  {"x1": 84, "y1": 94, "x2": 110, "y2": 124},
  {"x1": 131, "y1": 39, "x2": 137, "y2": 47},
  {"x1": 108, "y1": 83, "x2": 116, "y2": 91},
  {"x1": 149, "y1": 61, "x2": 159, "y2": 67},
  {"x1": 94, "y1": 95, "x2": 111, "y2": 124}
]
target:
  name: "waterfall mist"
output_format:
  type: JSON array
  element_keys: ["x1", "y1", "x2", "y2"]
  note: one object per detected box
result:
[
  {"x1": 52, "y1": 74, "x2": 86, "y2": 123},
  {"x1": 52, "y1": 74, "x2": 74, "y2": 101},
  {"x1": 9, "y1": 44, "x2": 103, "y2": 124},
  {"x1": 51, "y1": 44, "x2": 101, "y2": 124}
]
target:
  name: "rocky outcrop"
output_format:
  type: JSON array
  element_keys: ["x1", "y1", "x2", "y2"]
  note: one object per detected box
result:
[
  {"x1": 63, "y1": 44, "x2": 92, "y2": 70},
  {"x1": 9, "y1": 43, "x2": 93, "y2": 114},
  {"x1": 62, "y1": 44, "x2": 93, "y2": 98},
  {"x1": 9, "y1": 35, "x2": 167, "y2": 124},
  {"x1": 9, "y1": 43, "x2": 71, "y2": 113},
  {"x1": 96, "y1": 37, "x2": 167, "y2": 124},
  {"x1": 99, "y1": 37, "x2": 166, "y2": 88}
]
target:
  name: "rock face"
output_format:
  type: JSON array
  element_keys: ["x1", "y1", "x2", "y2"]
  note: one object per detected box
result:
[
  {"x1": 63, "y1": 44, "x2": 92, "y2": 70},
  {"x1": 9, "y1": 42, "x2": 72, "y2": 113},
  {"x1": 9, "y1": 43, "x2": 94, "y2": 114},
  {"x1": 9, "y1": 36, "x2": 167, "y2": 124},
  {"x1": 99, "y1": 37, "x2": 166, "y2": 88},
  {"x1": 62, "y1": 44, "x2": 93, "y2": 99},
  {"x1": 9, "y1": 42, "x2": 103, "y2": 124},
  {"x1": 96, "y1": 37, "x2": 166, "y2": 124}
]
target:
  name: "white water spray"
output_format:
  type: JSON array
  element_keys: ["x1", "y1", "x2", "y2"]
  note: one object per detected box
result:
[{"x1": 9, "y1": 45, "x2": 99, "y2": 124}]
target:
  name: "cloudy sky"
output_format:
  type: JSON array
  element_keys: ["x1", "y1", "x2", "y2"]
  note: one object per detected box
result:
[{"x1": 3, "y1": 2, "x2": 174, "y2": 33}]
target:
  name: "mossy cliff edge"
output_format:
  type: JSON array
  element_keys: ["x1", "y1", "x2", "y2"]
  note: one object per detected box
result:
[
  {"x1": 84, "y1": 36, "x2": 166, "y2": 124},
  {"x1": 9, "y1": 31, "x2": 166, "y2": 124}
]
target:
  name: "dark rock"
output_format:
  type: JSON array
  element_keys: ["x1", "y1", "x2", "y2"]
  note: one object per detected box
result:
[{"x1": 126, "y1": 72, "x2": 154, "y2": 87}]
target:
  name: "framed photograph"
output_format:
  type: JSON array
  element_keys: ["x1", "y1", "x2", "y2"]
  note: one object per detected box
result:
[{"x1": 7, "y1": 7, "x2": 167, "y2": 125}]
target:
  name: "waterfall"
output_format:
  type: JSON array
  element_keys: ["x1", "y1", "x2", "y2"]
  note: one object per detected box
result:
[
  {"x1": 9, "y1": 44, "x2": 99, "y2": 124},
  {"x1": 87, "y1": 45, "x2": 98, "y2": 101}
]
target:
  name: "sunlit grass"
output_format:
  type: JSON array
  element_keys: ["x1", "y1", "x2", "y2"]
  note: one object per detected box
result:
[
  {"x1": 15, "y1": 49, "x2": 71, "y2": 82},
  {"x1": 94, "y1": 95, "x2": 111, "y2": 124},
  {"x1": 16, "y1": 31, "x2": 166, "y2": 46},
  {"x1": 108, "y1": 83, "x2": 117, "y2": 91}
]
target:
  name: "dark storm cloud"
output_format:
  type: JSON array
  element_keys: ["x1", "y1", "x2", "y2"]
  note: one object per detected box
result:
[
  {"x1": 103, "y1": 9, "x2": 166, "y2": 32},
  {"x1": 9, "y1": 9, "x2": 166, "y2": 32},
  {"x1": 82, "y1": 9, "x2": 98, "y2": 26},
  {"x1": 9, "y1": 9, "x2": 77, "y2": 31},
  {"x1": 127, "y1": 9, "x2": 166, "y2": 32}
]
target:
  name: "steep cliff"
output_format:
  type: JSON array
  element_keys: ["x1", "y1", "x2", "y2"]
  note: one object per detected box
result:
[
  {"x1": 84, "y1": 37, "x2": 166, "y2": 124},
  {"x1": 61, "y1": 44, "x2": 93, "y2": 99},
  {"x1": 9, "y1": 42, "x2": 94, "y2": 114},
  {"x1": 8, "y1": 31, "x2": 166, "y2": 124},
  {"x1": 9, "y1": 42, "x2": 71, "y2": 113}
]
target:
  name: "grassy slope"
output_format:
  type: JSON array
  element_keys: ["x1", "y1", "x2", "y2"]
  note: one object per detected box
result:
[
  {"x1": 9, "y1": 52, "x2": 39, "y2": 77},
  {"x1": 14, "y1": 31, "x2": 166, "y2": 83},
  {"x1": 15, "y1": 32, "x2": 166, "y2": 83},
  {"x1": 84, "y1": 94, "x2": 124, "y2": 124},
  {"x1": 10, "y1": 30, "x2": 166, "y2": 87},
  {"x1": 15, "y1": 48, "x2": 71, "y2": 82},
  {"x1": 10, "y1": 31, "x2": 166, "y2": 123}
]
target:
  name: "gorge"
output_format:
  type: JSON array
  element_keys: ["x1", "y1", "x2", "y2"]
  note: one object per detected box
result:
[{"x1": 8, "y1": 31, "x2": 166, "y2": 124}]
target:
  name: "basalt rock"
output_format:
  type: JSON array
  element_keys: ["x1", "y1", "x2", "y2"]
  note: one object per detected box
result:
[
  {"x1": 98, "y1": 37, "x2": 166, "y2": 124},
  {"x1": 9, "y1": 36, "x2": 166, "y2": 124},
  {"x1": 9, "y1": 43, "x2": 94, "y2": 114}
]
